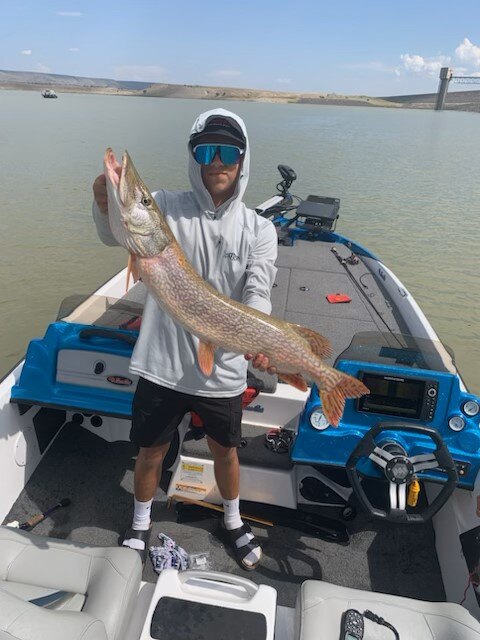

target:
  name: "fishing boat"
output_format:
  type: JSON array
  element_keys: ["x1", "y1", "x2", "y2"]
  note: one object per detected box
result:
[
  {"x1": 1, "y1": 164, "x2": 479, "y2": 639},
  {"x1": 41, "y1": 89, "x2": 58, "y2": 98}
]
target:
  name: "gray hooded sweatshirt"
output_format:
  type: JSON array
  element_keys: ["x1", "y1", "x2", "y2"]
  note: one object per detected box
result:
[{"x1": 92, "y1": 108, "x2": 278, "y2": 397}]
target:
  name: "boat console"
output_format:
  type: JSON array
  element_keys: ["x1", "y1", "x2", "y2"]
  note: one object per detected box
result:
[
  {"x1": 293, "y1": 332, "x2": 480, "y2": 490},
  {"x1": 10, "y1": 320, "x2": 140, "y2": 419}
]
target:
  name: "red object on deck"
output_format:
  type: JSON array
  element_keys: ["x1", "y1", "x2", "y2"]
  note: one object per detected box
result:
[
  {"x1": 119, "y1": 316, "x2": 143, "y2": 331},
  {"x1": 326, "y1": 293, "x2": 352, "y2": 304}
]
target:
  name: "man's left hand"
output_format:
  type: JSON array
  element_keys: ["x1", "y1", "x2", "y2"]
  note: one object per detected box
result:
[{"x1": 245, "y1": 353, "x2": 277, "y2": 375}]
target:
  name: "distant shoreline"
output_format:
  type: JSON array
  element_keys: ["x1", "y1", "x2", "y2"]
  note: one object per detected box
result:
[
  {"x1": 0, "y1": 79, "x2": 398, "y2": 108},
  {"x1": 2, "y1": 71, "x2": 480, "y2": 113}
]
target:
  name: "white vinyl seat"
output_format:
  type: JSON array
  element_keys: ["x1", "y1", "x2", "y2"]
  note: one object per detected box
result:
[
  {"x1": 0, "y1": 526, "x2": 142, "y2": 640},
  {"x1": 296, "y1": 580, "x2": 480, "y2": 639}
]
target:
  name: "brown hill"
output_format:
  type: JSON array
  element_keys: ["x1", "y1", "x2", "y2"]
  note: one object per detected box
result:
[{"x1": 2, "y1": 68, "x2": 479, "y2": 112}]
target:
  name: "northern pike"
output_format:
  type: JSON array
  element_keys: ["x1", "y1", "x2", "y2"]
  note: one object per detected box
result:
[{"x1": 103, "y1": 148, "x2": 369, "y2": 426}]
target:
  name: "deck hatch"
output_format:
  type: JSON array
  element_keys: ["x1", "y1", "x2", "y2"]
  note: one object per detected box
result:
[{"x1": 150, "y1": 596, "x2": 267, "y2": 640}]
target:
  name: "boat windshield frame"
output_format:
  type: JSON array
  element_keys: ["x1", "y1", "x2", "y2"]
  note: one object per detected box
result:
[{"x1": 335, "y1": 330, "x2": 457, "y2": 375}]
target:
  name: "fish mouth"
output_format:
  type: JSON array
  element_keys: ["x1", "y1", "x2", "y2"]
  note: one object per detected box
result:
[
  {"x1": 104, "y1": 147, "x2": 121, "y2": 188},
  {"x1": 103, "y1": 148, "x2": 132, "y2": 208},
  {"x1": 119, "y1": 151, "x2": 129, "y2": 207}
]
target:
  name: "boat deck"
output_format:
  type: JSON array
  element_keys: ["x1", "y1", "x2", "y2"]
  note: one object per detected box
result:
[
  {"x1": 4, "y1": 422, "x2": 445, "y2": 607},
  {"x1": 3, "y1": 238, "x2": 445, "y2": 607},
  {"x1": 273, "y1": 239, "x2": 405, "y2": 363}
]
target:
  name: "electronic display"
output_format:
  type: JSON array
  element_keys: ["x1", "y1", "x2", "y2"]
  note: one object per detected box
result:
[{"x1": 358, "y1": 373, "x2": 427, "y2": 419}]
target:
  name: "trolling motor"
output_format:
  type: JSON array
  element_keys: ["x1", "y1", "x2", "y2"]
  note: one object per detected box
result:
[
  {"x1": 256, "y1": 164, "x2": 340, "y2": 246},
  {"x1": 255, "y1": 164, "x2": 298, "y2": 218},
  {"x1": 276, "y1": 164, "x2": 297, "y2": 197}
]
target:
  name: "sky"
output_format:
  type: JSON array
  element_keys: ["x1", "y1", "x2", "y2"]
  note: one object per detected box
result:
[{"x1": 2, "y1": 0, "x2": 480, "y2": 96}]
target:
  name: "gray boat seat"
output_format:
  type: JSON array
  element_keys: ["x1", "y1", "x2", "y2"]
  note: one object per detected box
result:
[
  {"x1": 0, "y1": 589, "x2": 106, "y2": 640},
  {"x1": 0, "y1": 526, "x2": 142, "y2": 640},
  {"x1": 296, "y1": 580, "x2": 480, "y2": 639}
]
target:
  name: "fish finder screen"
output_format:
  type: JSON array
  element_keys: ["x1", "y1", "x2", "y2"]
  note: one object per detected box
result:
[{"x1": 358, "y1": 373, "x2": 425, "y2": 418}]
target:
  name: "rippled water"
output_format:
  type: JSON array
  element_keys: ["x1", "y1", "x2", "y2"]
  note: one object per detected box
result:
[{"x1": 0, "y1": 90, "x2": 478, "y2": 393}]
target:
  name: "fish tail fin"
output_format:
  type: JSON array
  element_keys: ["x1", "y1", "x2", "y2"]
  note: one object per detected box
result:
[{"x1": 317, "y1": 372, "x2": 369, "y2": 427}]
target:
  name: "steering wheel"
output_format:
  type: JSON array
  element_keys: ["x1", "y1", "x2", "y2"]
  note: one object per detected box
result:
[{"x1": 346, "y1": 422, "x2": 458, "y2": 523}]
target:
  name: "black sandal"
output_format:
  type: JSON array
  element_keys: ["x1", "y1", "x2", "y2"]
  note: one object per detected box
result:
[
  {"x1": 120, "y1": 527, "x2": 151, "y2": 564},
  {"x1": 219, "y1": 522, "x2": 262, "y2": 571}
]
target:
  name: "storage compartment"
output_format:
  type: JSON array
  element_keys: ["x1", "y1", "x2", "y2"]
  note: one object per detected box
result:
[{"x1": 10, "y1": 322, "x2": 138, "y2": 418}]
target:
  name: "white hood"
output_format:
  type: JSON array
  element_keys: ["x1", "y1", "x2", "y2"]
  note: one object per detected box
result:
[
  {"x1": 93, "y1": 107, "x2": 278, "y2": 398},
  {"x1": 188, "y1": 108, "x2": 250, "y2": 219}
]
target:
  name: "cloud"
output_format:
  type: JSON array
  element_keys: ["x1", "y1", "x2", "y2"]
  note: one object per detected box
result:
[
  {"x1": 208, "y1": 69, "x2": 242, "y2": 79},
  {"x1": 396, "y1": 38, "x2": 480, "y2": 79},
  {"x1": 399, "y1": 53, "x2": 450, "y2": 76},
  {"x1": 56, "y1": 11, "x2": 83, "y2": 17},
  {"x1": 69, "y1": 47, "x2": 80, "y2": 52},
  {"x1": 113, "y1": 65, "x2": 167, "y2": 82},
  {"x1": 455, "y1": 38, "x2": 480, "y2": 67},
  {"x1": 21, "y1": 49, "x2": 32, "y2": 55}
]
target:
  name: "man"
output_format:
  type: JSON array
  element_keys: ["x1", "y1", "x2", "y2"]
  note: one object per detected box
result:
[{"x1": 92, "y1": 108, "x2": 277, "y2": 570}]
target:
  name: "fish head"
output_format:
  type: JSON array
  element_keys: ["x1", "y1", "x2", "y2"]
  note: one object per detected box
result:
[{"x1": 104, "y1": 148, "x2": 173, "y2": 257}]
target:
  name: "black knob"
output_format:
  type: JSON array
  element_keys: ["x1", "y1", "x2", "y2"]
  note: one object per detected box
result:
[{"x1": 94, "y1": 361, "x2": 105, "y2": 375}]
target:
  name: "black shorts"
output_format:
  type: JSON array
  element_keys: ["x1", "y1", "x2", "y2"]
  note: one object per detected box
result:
[{"x1": 131, "y1": 377, "x2": 243, "y2": 448}]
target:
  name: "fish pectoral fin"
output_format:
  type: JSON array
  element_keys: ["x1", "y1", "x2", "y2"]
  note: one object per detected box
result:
[
  {"x1": 126, "y1": 254, "x2": 139, "y2": 291},
  {"x1": 278, "y1": 373, "x2": 309, "y2": 392},
  {"x1": 197, "y1": 341, "x2": 216, "y2": 376},
  {"x1": 290, "y1": 325, "x2": 333, "y2": 359}
]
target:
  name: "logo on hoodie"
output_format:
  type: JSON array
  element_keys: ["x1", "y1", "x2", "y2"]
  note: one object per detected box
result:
[{"x1": 224, "y1": 252, "x2": 240, "y2": 261}]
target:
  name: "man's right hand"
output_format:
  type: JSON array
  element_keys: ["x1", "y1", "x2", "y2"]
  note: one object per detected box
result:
[
  {"x1": 93, "y1": 158, "x2": 121, "y2": 214},
  {"x1": 93, "y1": 174, "x2": 108, "y2": 214}
]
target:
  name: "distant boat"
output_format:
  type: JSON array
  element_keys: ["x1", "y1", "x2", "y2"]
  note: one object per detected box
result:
[{"x1": 41, "y1": 89, "x2": 58, "y2": 98}]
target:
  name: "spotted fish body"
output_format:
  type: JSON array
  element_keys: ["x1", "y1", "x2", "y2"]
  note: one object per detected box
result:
[
  {"x1": 104, "y1": 148, "x2": 369, "y2": 426},
  {"x1": 140, "y1": 247, "x2": 328, "y2": 376}
]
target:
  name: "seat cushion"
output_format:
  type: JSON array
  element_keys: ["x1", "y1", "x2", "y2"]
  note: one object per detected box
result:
[
  {"x1": 296, "y1": 580, "x2": 480, "y2": 639},
  {"x1": 0, "y1": 588, "x2": 107, "y2": 640},
  {"x1": 0, "y1": 527, "x2": 142, "y2": 640}
]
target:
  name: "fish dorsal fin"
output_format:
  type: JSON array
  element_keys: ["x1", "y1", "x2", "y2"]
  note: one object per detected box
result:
[
  {"x1": 278, "y1": 373, "x2": 308, "y2": 392},
  {"x1": 197, "y1": 341, "x2": 216, "y2": 376},
  {"x1": 290, "y1": 325, "x2": 333, "y2": 359}
]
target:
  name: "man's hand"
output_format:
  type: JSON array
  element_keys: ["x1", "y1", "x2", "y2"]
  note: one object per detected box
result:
[
  {"x1": 245, "y1": 353, "x2": 277, "y2": 375},
  {"x1": 93, "y1": 158, "x2": 121, "y2": 214},
  {"x1": 93, "y1": 174, "x2": 108, "y2": 214}
]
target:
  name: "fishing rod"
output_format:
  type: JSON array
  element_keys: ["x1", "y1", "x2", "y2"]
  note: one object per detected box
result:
[{"x1": 18, "y1": 498, "x2": 71, "y2": 531}]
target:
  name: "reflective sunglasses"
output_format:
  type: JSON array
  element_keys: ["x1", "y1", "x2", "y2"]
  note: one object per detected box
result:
[{"x1": 193, "y1": 144, "x2": 244, "y2": 165}]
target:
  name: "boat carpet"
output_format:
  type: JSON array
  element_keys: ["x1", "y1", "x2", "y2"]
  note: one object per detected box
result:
[{"x1": 2, "y1": 422, "x2": 445, "y2": 608}]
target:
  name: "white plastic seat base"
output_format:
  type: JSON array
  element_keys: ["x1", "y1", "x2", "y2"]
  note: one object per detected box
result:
[{"x1": 140, "y1": 569, "x2": 277, "y2": 640}]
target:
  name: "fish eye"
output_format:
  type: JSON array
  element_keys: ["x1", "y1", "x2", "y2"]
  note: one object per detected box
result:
[{"x1": 141, "y1": 196, "x2": 152, "y2": 206}]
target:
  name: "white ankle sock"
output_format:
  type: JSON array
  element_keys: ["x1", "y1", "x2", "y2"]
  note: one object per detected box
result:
[
  {"x1": 122, "y1": 498, "x2": 152, "y2": 551},
  {"x1": 223, "y1": 497, "x2": 261, "y2": 568},
  {"x1": 132, "y1": 497, "x2": 153, "y2": 530},
  {"x1": 223, "y1": 497, "x2": 243, "y2": 530}
]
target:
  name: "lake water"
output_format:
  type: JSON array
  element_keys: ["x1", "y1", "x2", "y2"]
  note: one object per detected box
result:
[{"x1": 0, "y1": 90, "x2": 478, "y2": 393}]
